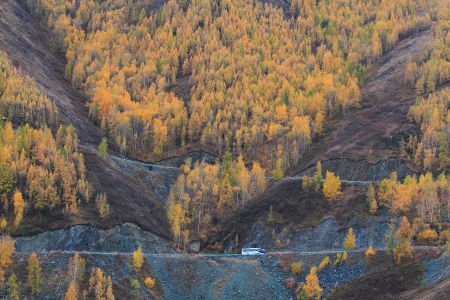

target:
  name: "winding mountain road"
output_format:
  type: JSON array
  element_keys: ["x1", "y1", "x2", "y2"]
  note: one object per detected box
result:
[{"x1": 16, "y1": 246, "x2": 442, "y2": 257}]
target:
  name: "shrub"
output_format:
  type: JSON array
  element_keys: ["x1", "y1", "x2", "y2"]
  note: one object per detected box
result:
[
  {"x1": 130, "y1": 278, "x2": 140, "y2": 290},
  {"x1": 144, "y1": 276, "x2": 155, "y2": 290},
  {"x1": 95, "y1": 193, "x2": 109, "y2": 218},
  {"x1": 318, "y1": 256, "x2": 330, "y2": 270},
  {"x1": 365, "y1": 246, "x2": 376, "y2": 259},
  {"x1": 296, "y1": 283, "x2": 308, "y2": 300},
  {"x1": 394, "y1": 241, "x2": 413, "y2": 263},
  {"x1": 417, "y1": 225, "x2": 438, "y2": 244},
  {"x1": 275, "y1": 239, "x2": 282, "y2": 248},
  {"x1": 98, "y1": 137, "x2": 108, "y2": 157},
  {"x1": 439, "y1": 229, "x2": 450, "y2": 244},
  {"x1": 0, "y1": 218, "x2": 7, "y2": 231},
  {"x1": 283, "y1": 277, "x2": 296, "y2": 289},
  {"x1": 291, "y1": 261, "x2": 303, "y2": 275}
]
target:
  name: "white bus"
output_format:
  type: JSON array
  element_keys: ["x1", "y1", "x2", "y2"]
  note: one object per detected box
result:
[{"x1": 241, "y1": 248, "x2": 266, "y2": 255}]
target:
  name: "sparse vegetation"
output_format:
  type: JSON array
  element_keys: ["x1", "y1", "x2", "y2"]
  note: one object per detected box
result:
[
  {"x1": 375, "y1": 171, "x2": 449, "y2": 224},
  {"x1": 417, "y1": 225, "x2": 439, "y2": 244},
  {"x1": 0, "y1": 121, "x2": 94, "y2": 221},
  {"x1": 23, "y1": 0, "x2": 434, "y2": 175},
  {"x1": 0, "y1": 52, "x2": 58, "y2": 128}
]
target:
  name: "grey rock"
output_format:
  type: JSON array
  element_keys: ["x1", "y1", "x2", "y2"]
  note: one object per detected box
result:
[
  {"x1": 298, "y1": 157, "x2": 416, "y2": 182},
  {"x1": 189, "y1": 241, "x2": 201, "y2": 252},
  {"x1": 15, "y1": 222, "x2": 175, "y2": 253}
]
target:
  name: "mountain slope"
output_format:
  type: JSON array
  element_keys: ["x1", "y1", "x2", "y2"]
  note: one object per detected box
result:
[
  {"x1": 207, "y1": 27, "x2": 437, "y2": 252},
  {"x1": 0, "y1": 0, "x2": 171, "y2": 239},
  {"x1": 291, "y1": 29, "x2": 433, "y2": 175}
]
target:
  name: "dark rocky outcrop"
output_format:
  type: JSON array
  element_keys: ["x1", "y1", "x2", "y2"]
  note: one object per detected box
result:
[
  {"x1": 238, "y1": 214, "x2": 400, "y2": 252},
  {"x1": 297, "y1": 157, "x2": 416, "y2": 182},
  {"x1": 15, "y1": 223, "x2": 175, "y2": 253},
  {"x1": 155, "y1": 150, "x2": 217, "y2": 168}
]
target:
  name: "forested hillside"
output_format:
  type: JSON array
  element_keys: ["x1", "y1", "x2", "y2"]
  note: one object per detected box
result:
[
  {"x1": 0, "y1": 0, "x2": 448, "y2": 299},
  {"x1": 0, "y1": 52, "x2": 108, "y2": 234},
  {"x1": 23, "y1": 0, "x2": 432, "y2": 170}
]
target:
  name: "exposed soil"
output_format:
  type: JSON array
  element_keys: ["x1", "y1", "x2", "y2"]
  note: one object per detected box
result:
[
  {"x1": 403, "y1": 278, "x2": 450, "y2": 300},
  {"x1": 291, "y1": 29, "x2": 434, "y2": 175},
  {"x1": 81, "y1": 147, "x2": 171, "y2": 239}
]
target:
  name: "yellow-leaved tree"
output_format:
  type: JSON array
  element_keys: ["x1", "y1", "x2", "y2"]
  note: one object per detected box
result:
[
  {"x1": 27, "y1": 252, "x2": 43, "y2": 296},
  {"x1": 365, "y1": 246, "x2": 376, "y2": 260},
  {"x1": 323, "y1": 171, "x2": 342, "y2": 200},
  {"x1": 367, "y1": 183, "x2": 378, "y2": 214},
  {"x1": 64, "y1": 283, "x2": 77, "y2": 300},
  {"x1": 12, "y1": 190, "x2": 25, "y2": 226},
  {"x1": 0, "y1": 235, "x2": 15, "y2": 286},
  {"x1": 394, "y1": 216, "x2": 414, "y2": 263},
  {"x1": 304, "y1": 266, "x2": 322, "y2": 300},
  {"x1": 132, "y1": 246, "x2": 144, "y2": 272},
  {"x1": 344, "y1": 227, "x2": 356, "y2": 251}
]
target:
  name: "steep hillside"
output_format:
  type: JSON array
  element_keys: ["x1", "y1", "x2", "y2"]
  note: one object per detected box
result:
[
  {"x1": 0, "y1": 0, "x2": 101, "y2": 143},
  {"x1": 0, "y1": 0, "x2": 171, "y2": 239},
  {"x1": 0, "y1": 0, "x2": 448, "y2": 299},
  {"x1": 204, "y1": 26, "x2": 437, "y2": 252},
  {"x1": 291, "y1": 29, "x2": 433, "y2": 175}
]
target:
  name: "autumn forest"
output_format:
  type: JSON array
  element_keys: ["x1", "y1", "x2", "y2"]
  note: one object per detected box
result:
[{"x1": 0, "y1": 0, "x2": 449, "y2": 299}]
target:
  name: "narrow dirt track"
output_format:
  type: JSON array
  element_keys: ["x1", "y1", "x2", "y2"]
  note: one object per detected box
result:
[
  {"x1": 0, "y1": 0, "x2": 102, "y2": 143},
  {"x1": 292, "y1": 29, "x2": 434, "y2": 174},
  {"x1": 14, "y1": 246, "x2": 442, "y2": 256}
]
